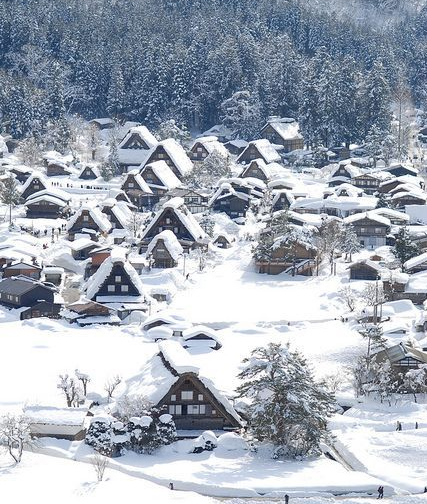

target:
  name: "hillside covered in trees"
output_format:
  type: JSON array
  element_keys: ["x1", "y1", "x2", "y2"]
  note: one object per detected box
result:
[{"x1": 0, "y1": 0, "x2": 426, "y2": 146}]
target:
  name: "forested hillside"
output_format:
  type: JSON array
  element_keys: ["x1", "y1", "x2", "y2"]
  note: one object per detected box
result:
[{"x1": 0, "y1": 0, "x2": 426, "y2": 145}]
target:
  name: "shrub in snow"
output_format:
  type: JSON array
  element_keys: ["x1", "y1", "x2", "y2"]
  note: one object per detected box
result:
[
  {"x1": 236, "y1": 342, "x2": 336, "y2": 459},
  {"x1": 85, "y1": 416, "x2": 115, "y2": 457},
  {"x1": 125, "y1": 409, "x2": 177, "y2": 454},
  {"x1": 157, "y1": 413, "x2": 177, "y2": 446},
  {"x1": 192, "y1": 430, "x2": 218, "y2": 453},
  {"x1": 217, "y1": 432, "x2": 251, "y2": 452}
]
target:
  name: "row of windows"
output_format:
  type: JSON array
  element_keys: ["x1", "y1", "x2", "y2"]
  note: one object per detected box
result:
[
  {"x1": 107, "y1": 284, "x2": 128, "y2": 292},
  {"x1": 359, "y1": 227, "x2": 384, "y2": 234},
  {"x1": 168, "y1": 404, "x2": 213, "y2": 415},
  {"x1": 171, "y1": 391, "x2": 203, "y2": 401}
]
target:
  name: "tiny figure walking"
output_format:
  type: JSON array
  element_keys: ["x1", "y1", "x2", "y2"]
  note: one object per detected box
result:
[
  {"x1": 285, "y1": 494, "x2": 289, "y2": 504},
  {"x1": 396, "y1": 421, "x2": 402, "y2": 431},
  {"x1": 377, "y1": 486, "x2": 384, "y2": 499},
  {"x1": 169, "y1": 482, "x2": 174, "y2": 491}
]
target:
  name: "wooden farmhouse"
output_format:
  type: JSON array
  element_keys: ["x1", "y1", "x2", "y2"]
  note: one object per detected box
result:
[
  {"x1": 350, "y1": 172, "x2": 389, "y2": 195},
  {"x1": 79, "y1": 165, "x2": 101, "y2": 180},
  {"x1": 25, "y1": 189, "x2": 71, "y2": 219},
  {"x1": 85, "y1": 248, "x2": 146, "y2": 304},
  {"x1": 272, "y1": 190, "x2": 295, "y2": 212},
  {"x1": 46, "y1": 160, "x2": 72, "y2": 177},
  {"x1": 391, "y1": 190, "x2": 427, "y2": 209},
  {"x1": 139, "y1": 197, "x2": 206, "y2": 251},
  {"x1": 224, "y1": 139, "x2": 248, "y2": 156},
  {"x1": 238, "y1": 158, "x2": 286, "y2": 182},
  {"x1": 126, "y1": 340, "x2": 243, "y2": 434},
  {"x1": 140, "y1": 138, "x2": 193, "y2": 180},
  {"x1": 256, "y1": 234, "x2": 317, "y2": 276},
  {"x1": 209, "y1": 178, "x2": 264, "y2": 220},
  {"x1": 259, "y1": 117, "x2": 304, "y2": 153},
  {"x1": 89, "y1": 118, "x2": 115, "y2": 130},
  {"x1": 120, "y1": 170, "x2": 154, "y2": 210},
  {"x1": 67, "y1": 205, "x2": 112, "y2": 240},
  {"x1": 328, "y1": 162, "x2": 360, "y2": 187},
  {"x1": 21, "y1": 172, "x2": 48, "y2": 200},
  {"x1": 2, "y1": 261, "x2": 42, "y2": 280},
  {"x1": 371, "y1": 343, "x2": 427, "y2": 383},
  {"x1": 139, "y1": 161, "x2": 182, "y2": 206},
  {"x1": 146, "y1": 230, "x2": 183, "y2": 269},
  {"x1": 343, "y1": 211, "x2": 391, "y2": 249},
  {"x1": 101, "y1": 200, "x2": 132, "y2": 230},
  {"x1": 189, "y1": 136, "x2": 229, "y2": 162},
  {"x1": 347, "y1": 259, "x2": 383, "y2": 280},
  {"x1": 164, "y1": 188, "x2": 209, "y2": 214},
  {"x1": 0, "y1": 276, "x2": 55, "y2": 309},
  {"x1": 370, "y1": 208, "x2": 409, "y2": 226},
  {"x1": 236, "y1": 139, "x2": 281, "y2": 165},
  {"x1": 383, "y1": 164, "x2": 418, "y2": 178},
  {"x1": 9, "y1": 166, "x2": 32, "y2": 183},
  {"x1": 63, "y1": 299, "x2": 120, "y2": 326},
  {"x1": 117, "y1": 125, "x2": 158, "y2": 172}
]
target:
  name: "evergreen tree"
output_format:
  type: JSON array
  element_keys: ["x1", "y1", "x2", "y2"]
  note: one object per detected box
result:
[
  {"x1": 340, "y1": 224, "x2": 361, "y2": 262},
  {"x1": 106, "y1": 64, "x2": 126, "y2": 119},
  {"x1": 393, "y1": 227, "x2": 420, "y2": 267},
  {"x1": 86, "y1": 417, "x2": 114, "y2": 456},
  {"x1": 220, "y1": 90, "x2": 263, "y2": 140},
  {"x1": 236, "y1": 343, "x2": 335, "y2": 459},
  {"x1": 376, "y1": 193, "x2": 390, "y2": 209},
  {"x1": 364, "y1": 60, "x2": 392, "y2": 135},
  {"x1": 0, "y1": 174, "x2": 20, "y2": 225}
]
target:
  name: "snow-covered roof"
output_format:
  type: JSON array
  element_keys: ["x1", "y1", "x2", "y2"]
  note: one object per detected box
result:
[
  {"x1": 143, "y1": 139, "x2": 193, "y2": 177},
  {"x1": 333, "y1": 183, "x2": 364, "y2": 198},
  {"x1": 68, "y1": 237, "x2": 99, "y2": 252},
  {"x1": 347, "y1": 259, "x2": 384, "y2": 272},
  {"x1": 24, "y1": 194, "x2": 68, "y2": 208},
  {"x1": 20, "y1": 171, "x2": 48, "y2": 193},
  {"x1": 200, "y1": 124, "x2": 234, "y2": 139},
  {"x1": 118, "y1": 125, "x2": 158, "y2": 150},
  {"x1": 146, "y1": 230, "x2": 183, "y2": 261},
  {"x1": 343, "y1": 211, "x2": 390, "y2": 226},
  {"x1": 101, "y1": 200, "x2": 132, "y2": 229},
  {"x1": 262, "y1": 117, "x2": 303, "y2": 140},
  {"x1": 123, "y1": 169, "x2": 153, "y2": 194},
  {"x1": 404, "y1": 252, "x2": 427, "y2": 271},
  {"x1": 370, "y1": 208, "x2": 410, "y2": 223},
  {"x1": 240, "y1": 159, "x2": 287, "y2": 180},
  {"x1": 158, "y1": 339, "x2": 199, "y2": 374},
  {"x1": 25, "y1": 187, "x2": 70, "y2": 203},
  {"x1": 191, "y1": 136, "x2": 229, "y2": 157},
  {"x1": 142, "y1": 198, "x2": 206, "y2": 243},
  {"x1": 141, "y1": 160, "x2": 182, "y2": 190},
  {"x1": 182, "y1": 325, "x2": 220, "y2": 342},
  {"x1": 146, "y1": 325, "x2": 174, "y2": 341},
  {"x1": 24, "y1": 406, "x2": 88, "y2": 426},
  {"x1": 85, "y1": 247, "x2": 146, "y2": 301},
  {"x1": 238, "y1": 139, "x2": 281, "y2": 164},
  {"x1": 391, "y1": 190, "x2": 427, "y2": 202},
  {"x1": 292, "y1": 196, "x2": 377, "y2": 214},
  {"x1": 67, "y1": 204, "x2": 112, "y2": 233}
]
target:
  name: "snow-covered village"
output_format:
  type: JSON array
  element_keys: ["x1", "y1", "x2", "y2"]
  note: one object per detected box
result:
[{"x1": 1, "y1": 1, "x2": 427, "y2": 503}]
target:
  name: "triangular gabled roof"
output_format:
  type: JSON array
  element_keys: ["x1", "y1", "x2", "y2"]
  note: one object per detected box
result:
[
  {"x1": 118, "y1": 126, "x2": 158, "y2": 150},
  {"x1": 141, "y1": 139, "x2": 193, "y2": 178},
  {"x1": 140, "y1": 160, "x2": 182, "y2": 190},
  {"x1": 141, "y1": 197, "x2": 206, "y2": 243},
  {"x1": 121, "y1": 169, "x2": 153, "y2": 194},
  {"x1": 67, "y1": 204, "x2": 112, "y2": 233},
  {"x1": 85, "y1": 247, "x2": 146, "y2": 301},
  {"x1": 146, "y1": 230, "x2": 183, "y2": 261}
]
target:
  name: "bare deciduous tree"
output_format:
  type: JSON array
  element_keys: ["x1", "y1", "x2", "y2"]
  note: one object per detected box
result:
[
  {"x1": 92, "y1": 453, "x2": 108, "y2": 482},
  {"x1": 0, "y1": 414, "x2": 34, "y2": 464},
  {"x1": 339, "y1": 285, "x2": 357, "y2": 312},
  {"x1": 104, "y1": 375, "x2": 122, "y2": 403},
  {"x1": 57, "y1": 374, "x2": 84, "y2": 407},
  {"x1": 75, "y1": 369, "x2": 91, "y2": 396}
]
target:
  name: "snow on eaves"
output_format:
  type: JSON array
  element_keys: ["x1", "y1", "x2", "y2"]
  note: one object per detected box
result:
[
  {"x1": 237, "y1": 139, "x2": 281, "y2": 164},
  {"x1": 404, "y1": 251, "x2": 427, "y2": 271},
  {"x1": 146, "y1": 230, "x2": 183, "y2": 261},
  {"x1": 125, "y1": 169, "x2": 153, "y2": 194},
  {"x1": 143, "y1": 139, "x2": 193, "y2": 177},
  {"x1": 191, "y1": 136, "x2": 229, "y2": 157},
  {"x1": 158, "y1": 339, "x2": 199, "y2": 374},
  {"x1": 262, "y1": 117, "x2": 303, "y2": 140},
  {"x1": 85, "y1": 247, "x2": 146, "y2": 300},
  {"x1": 141, "y1": 160, "x2": 182, "y2": 190},
  {"x1": 20, "y1": 170, "x2": 48, "y2": 193},
  {"x1": 118, "y1": 125, "x2": 158, "y2": 150},
  {"x1": 343, "y1": 211, "x2": 391, "y2": 226},
  {"x1": 67, "y1": 204, "x2": 112, "y2": 233}
]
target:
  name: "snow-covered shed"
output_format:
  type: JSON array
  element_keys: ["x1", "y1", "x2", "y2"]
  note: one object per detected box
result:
[
  {"x1": 347, "y1": 259, "x2": 384, "y2": 280},
  {"x1": 189, "y1": 136, "x2": 229, "y2": 161},
  {"x1": 182, "y1": 325, "x2": 222, "y2": 350},
  {"x1": 24, "y1": 406, "x2": 88, "y2": 440}
]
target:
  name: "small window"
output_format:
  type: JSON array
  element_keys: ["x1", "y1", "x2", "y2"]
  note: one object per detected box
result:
[
  {"x1": 198, "y1": 394, "x2": 203, "y2": 401},
  {"x1": 212, "y1": 409, "x2": 216, "y2": 415},
  {"x1": 128, "y1": 182, "x2": 134, "y2": 188},
  {"x1": 181, "y1": 391, "x2": 193, "y2": 400},
  {"x1": 115, "y1": 275, "x2": 121, "y2": 282},
  {"x1": 171, "y1": 394, "x2": 176, "y2": 401},
  {"x1": 83, "y1": 215, "x2": 89, "y2": 221},
  {"x1": 173, "y1": 227, "x2": 179, "y2": 233},
  {"x1": 168, "y1": 405, "x2": 182, "y2": 415},
  {"x1": 165, "y1": 217, "x2": 171, "y2": 224},
  {"x1": 107, "y1": 285, "x2": 115, "y2": 292},
  {"x1": 121, "y1": 285, "x2": 129, "y2": 292}
]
